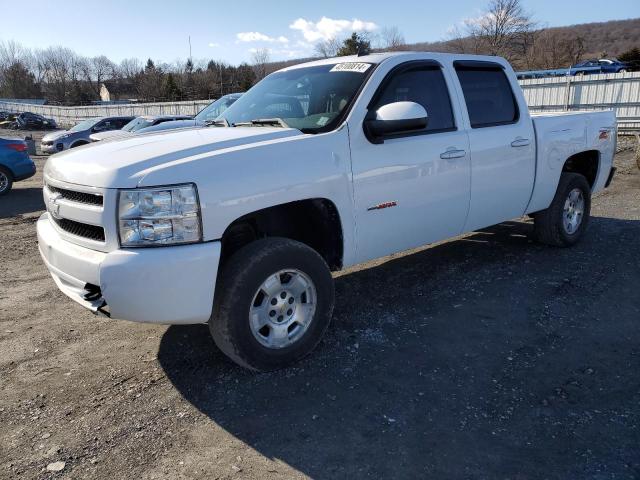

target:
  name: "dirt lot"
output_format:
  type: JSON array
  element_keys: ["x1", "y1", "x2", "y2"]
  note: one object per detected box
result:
[{"x1": 1, "y1": 129, "x2": 639, "y2": 480}]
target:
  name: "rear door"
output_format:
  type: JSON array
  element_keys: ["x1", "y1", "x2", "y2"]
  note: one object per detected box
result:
[{"x1": 452, "y1": 61, "x2": 535, "y2": 232}]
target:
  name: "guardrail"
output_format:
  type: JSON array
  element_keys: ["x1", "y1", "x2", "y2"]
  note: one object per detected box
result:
[
  {"x1": 1, "y1": 70, "x2": 640, "y2": 132},
  {"x1": 0, "y1": 99, "x2": 211, "y2": 127},
  {"x1": 520, "y1": 71, "x2": 640, "y2": 133}
]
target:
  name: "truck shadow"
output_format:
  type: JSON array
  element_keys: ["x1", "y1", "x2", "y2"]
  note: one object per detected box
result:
[
  {"x1": 157, "y1": 216, "x2": 640, "y2": 479},
  {"x1": 0, "y1": 187, "x2": 45, "y2": 219}
]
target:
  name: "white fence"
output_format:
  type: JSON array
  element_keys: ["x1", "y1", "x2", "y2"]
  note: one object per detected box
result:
[
  {"x1": 1, "y1": 71, "x2": 640, "y2": 131},
  {"x1": 0, "y1": 99, "x2": 211, "y2": 127},
  {"x1": 519, "y1": 71, "x2": 640, "y2": 133}
]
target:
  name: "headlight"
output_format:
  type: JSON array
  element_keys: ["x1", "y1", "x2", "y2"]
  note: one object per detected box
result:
[{"x1": 118, "y1": 184, "x2": 202, "y2": 247}]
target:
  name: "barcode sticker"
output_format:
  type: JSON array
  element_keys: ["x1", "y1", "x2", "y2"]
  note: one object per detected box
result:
[{"x1": 330, "y1": 62, "x2": 371, "y2": 73}]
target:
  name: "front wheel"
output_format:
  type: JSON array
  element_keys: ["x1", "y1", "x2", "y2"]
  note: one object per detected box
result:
[
  {"x1": 533, "y1": 172, "x2": 591, "y2": 247},
  {"x1": 210, "y1": 238, "x2": 335, "y2": 371}
]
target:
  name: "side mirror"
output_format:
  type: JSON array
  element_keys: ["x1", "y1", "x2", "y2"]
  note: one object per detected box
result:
[{"x1": 364, "y1": 101, "x2": 428, "y2": 143}]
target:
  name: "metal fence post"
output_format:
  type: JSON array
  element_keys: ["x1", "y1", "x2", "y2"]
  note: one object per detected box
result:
[{"x1": 564, "y1": 76, "x2": 572, "y2": 111}]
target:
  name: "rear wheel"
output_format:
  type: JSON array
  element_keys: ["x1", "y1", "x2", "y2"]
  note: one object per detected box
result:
[
  {"x1": 0, "y1": 167, "x2": 13, "y2": 196},
  {"x1": 533, "y1": 172, "x2": 591, "y2": 247},
  {"x1": 210, "y1": 237, "x2": 335, "y2": 371}
]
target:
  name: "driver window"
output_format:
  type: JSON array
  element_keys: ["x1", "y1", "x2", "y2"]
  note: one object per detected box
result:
[{"x1": 371, "y1": 66, "x2": 456, "y2": 133}]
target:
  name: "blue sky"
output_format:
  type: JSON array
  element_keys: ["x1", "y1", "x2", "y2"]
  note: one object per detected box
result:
[{"x1": 1, "y1": 0, "x2": 638, "y2": 65}]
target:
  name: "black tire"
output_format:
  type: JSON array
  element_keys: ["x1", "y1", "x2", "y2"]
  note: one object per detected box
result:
[
  {"x1": 0, "y1": 166, "x2": 13, "y2": 196},
  {"x1": 210, "y1": 237, "x2": 335, "y2": 371},
  {"x1": 533, "y1": 172, "x2": 591, "y2": 247}
]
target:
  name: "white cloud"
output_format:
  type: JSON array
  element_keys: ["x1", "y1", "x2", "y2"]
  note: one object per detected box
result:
[
  {"x1": 236, "y1": 32, "x2": 289, "y2": 43},
  {"x1": 208, "y1": 42, "x2": 220, "y2": 48},
  {"x1": 289, "y1": 17, "x2": 378, "y2": 42}
]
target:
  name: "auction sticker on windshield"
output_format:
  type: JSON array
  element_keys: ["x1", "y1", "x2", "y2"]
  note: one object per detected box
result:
[{"x1": 330, "y1": 62, "x2": 371, "y2": 73}]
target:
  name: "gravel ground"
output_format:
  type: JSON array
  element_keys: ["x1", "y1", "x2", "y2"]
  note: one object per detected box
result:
[{"x1": 1, "y1": 130, "x2": 639, "y2": 480}]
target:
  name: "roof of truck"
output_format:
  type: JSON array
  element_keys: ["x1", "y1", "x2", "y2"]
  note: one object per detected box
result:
[{"x1": 281, "y1": 51, "x2": 510, "y2": 71}]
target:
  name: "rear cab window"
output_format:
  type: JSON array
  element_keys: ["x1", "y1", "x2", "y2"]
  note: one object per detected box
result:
[{"x1": 454, "y1": 62, "x2": 519, "y2": 128}]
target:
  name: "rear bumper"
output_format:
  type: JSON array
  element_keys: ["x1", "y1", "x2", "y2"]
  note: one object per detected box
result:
[
  {"x1": 605, "y1": 167, "x2": 616, "y2": 188},
  {"x1": 13, "y1": 159, "x2": 36, "y2": 181},
  {"x1": 37, "y1": 213, "x2": 220, "y2": 324}
]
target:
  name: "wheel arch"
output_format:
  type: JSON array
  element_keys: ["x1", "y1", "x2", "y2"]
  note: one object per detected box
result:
[
  {"x1": 562, "y1": 149, "x2": 600, "y2": 188},
  {"x1": 219, "y1": 197, "x2": 345, "y2": 272},
  {"x1": 70, "y1": 140, "x2": 89, "y2": 148}
]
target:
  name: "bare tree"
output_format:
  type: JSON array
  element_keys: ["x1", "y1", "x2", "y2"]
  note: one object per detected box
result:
[
  {"x1": 314, "y1": 38, "x2": 342, "y2": 58},
  {"x1": 380, "y1": 26, "x2": 406, "y2": 51},
  {"x1": 118, "y1": 58, "x2": 143, "y2": 79},
  {"x1": 81, "y1": 55, "x2": 116, "y2": 96},
  {"x1": 251, "y1": 48, "x2": 271, "y2": 80},
  {"x1": 464, "y1": 0, "x2": 536, "y2": 62}
]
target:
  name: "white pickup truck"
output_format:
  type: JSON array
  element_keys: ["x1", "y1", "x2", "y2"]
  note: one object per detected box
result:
[{"x1": 38, "y1": 52, "x2": 617, "y2": 371}]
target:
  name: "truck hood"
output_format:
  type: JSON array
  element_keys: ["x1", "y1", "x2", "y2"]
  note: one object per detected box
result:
[{"x1": 44, "y1": 126, "x2": 303, "y2": 188}]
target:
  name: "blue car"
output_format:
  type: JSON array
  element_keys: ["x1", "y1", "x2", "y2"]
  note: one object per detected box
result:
[
  {"x1": 570, "y1": 58, "x2": 630, "y2": 76},
  {"x1": 0, "y1": 137, "x2": 36, "y2": 195}
]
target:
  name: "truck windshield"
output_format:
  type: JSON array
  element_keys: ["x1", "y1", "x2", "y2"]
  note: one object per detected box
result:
[{"x1": 218, "y1": 62, "x2": 373, "y2": 133}]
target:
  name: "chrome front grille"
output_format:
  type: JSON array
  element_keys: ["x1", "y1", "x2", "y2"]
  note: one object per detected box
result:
[
  {"x1": 50, "y1": 216, "x2": 106, "y2": 242},
  {"x1": 47, "y1": 184, "x2": 103, "y2": 206},
  {"x1": 43, "y1": 178, "x2": 116, "y2": 251}
]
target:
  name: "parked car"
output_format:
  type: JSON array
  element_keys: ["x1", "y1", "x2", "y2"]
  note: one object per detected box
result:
[
  {"x1": 0, "y1": 111, "x2": 18, "y2": 128},
  {"x1": 37, "y1": 52, "x2": 617, "y2": 371},
  {"x1": 15, "y1": 112, "x2": 57, "y2": 130},
  {"x1": 89, "y1": 115, "x2": 193, "y2": 142},
  {"x1": 41, "y1": 116, "x2": 134, "y2": 153},
  {"x1": 0, "y1": 137, "x2": 36, "y2": 195},
  {"x1": 569, "y1": 58, "x2": 630, "y2": 75},
  {"x1": 0, "y1": 111, "x2": 16, "y2": 121},
  {"x1": 136, "y1": 93, "x2": 242, "y2": 134}
]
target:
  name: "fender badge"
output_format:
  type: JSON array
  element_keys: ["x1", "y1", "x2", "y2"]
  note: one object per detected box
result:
[{"x1": 367, "y1": 201, "x2": 398, "y2": 211}]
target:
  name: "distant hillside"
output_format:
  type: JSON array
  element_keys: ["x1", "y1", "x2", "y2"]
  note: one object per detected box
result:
[
  {"x1": 403, "y1": 18, "x2": 640, "y2": 69},
  {"x1": 268, "y1": 17, "x2": 640, "y2": 72}
]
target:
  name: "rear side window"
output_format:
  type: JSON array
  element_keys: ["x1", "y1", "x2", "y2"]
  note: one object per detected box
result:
[
  {"x1": 455, "y1": 66, "x2": 518, "y2": 128},
  {"x1": 371, "y1": 65, "x2": 455, "y2": 133}
]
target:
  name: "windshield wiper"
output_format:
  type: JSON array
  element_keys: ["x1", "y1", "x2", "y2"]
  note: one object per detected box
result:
[
  {"x1": 232, "y1": 118, "x2": 289, "y2": 128},
  {"x1": 204, "y1": 118, "x2": 229, "y2": 127}
]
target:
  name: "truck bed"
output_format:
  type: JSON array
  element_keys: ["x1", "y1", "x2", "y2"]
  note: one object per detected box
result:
[{"x1": 526, "y1": 110, "x2": 617, "y2": 214}]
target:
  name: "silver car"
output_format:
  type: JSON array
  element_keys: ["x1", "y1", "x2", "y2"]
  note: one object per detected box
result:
[
  {"x1": 89, "y1": 115, "x2": 192, "y2": 142},
  {"x1": 41, "y1": 116, "x2": 134, "y2": 154}
]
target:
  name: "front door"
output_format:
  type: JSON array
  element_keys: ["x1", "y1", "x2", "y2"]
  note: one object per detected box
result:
[{"x1": 349, "y1": 62, "x2": 471, "y2": 263}]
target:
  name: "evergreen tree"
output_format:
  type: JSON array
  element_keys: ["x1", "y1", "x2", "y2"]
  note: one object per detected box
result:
[
  {"x1": 337, "y1": 32, "x2": 371, "y2": 56},
  {"x1": 163, "y1": 73, "x2": 182, "y2": 100}
]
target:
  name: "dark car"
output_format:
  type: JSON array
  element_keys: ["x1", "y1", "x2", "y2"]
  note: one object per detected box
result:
[
  {"x1": 570, "y1": 59, "x2": 630, "y2": 76},
  {"x1": 136, "y1": 93, "x2": 243, "y2": 134},
  {"x1": 15, "y1": 112, "x2": 58, "y2": 130},
  {"x1": 0, "y1": 137, "x2": 36, "y2": 195}
]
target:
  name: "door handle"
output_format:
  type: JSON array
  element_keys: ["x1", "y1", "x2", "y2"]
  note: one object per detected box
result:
[
  {"x1": 440, "y1": 149, "x2": 466, "y2": 159},
  {"x1": 511, "y1": 138, "x2": 531, "y2": 147}
]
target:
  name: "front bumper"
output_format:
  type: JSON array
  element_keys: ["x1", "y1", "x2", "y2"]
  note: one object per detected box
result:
[
  {"x1": 41, "y1": 143, "x2": 61, "y2": 154},
  {"x1": 37, "y1": 213, "x2": 221, "y2": 324}
]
